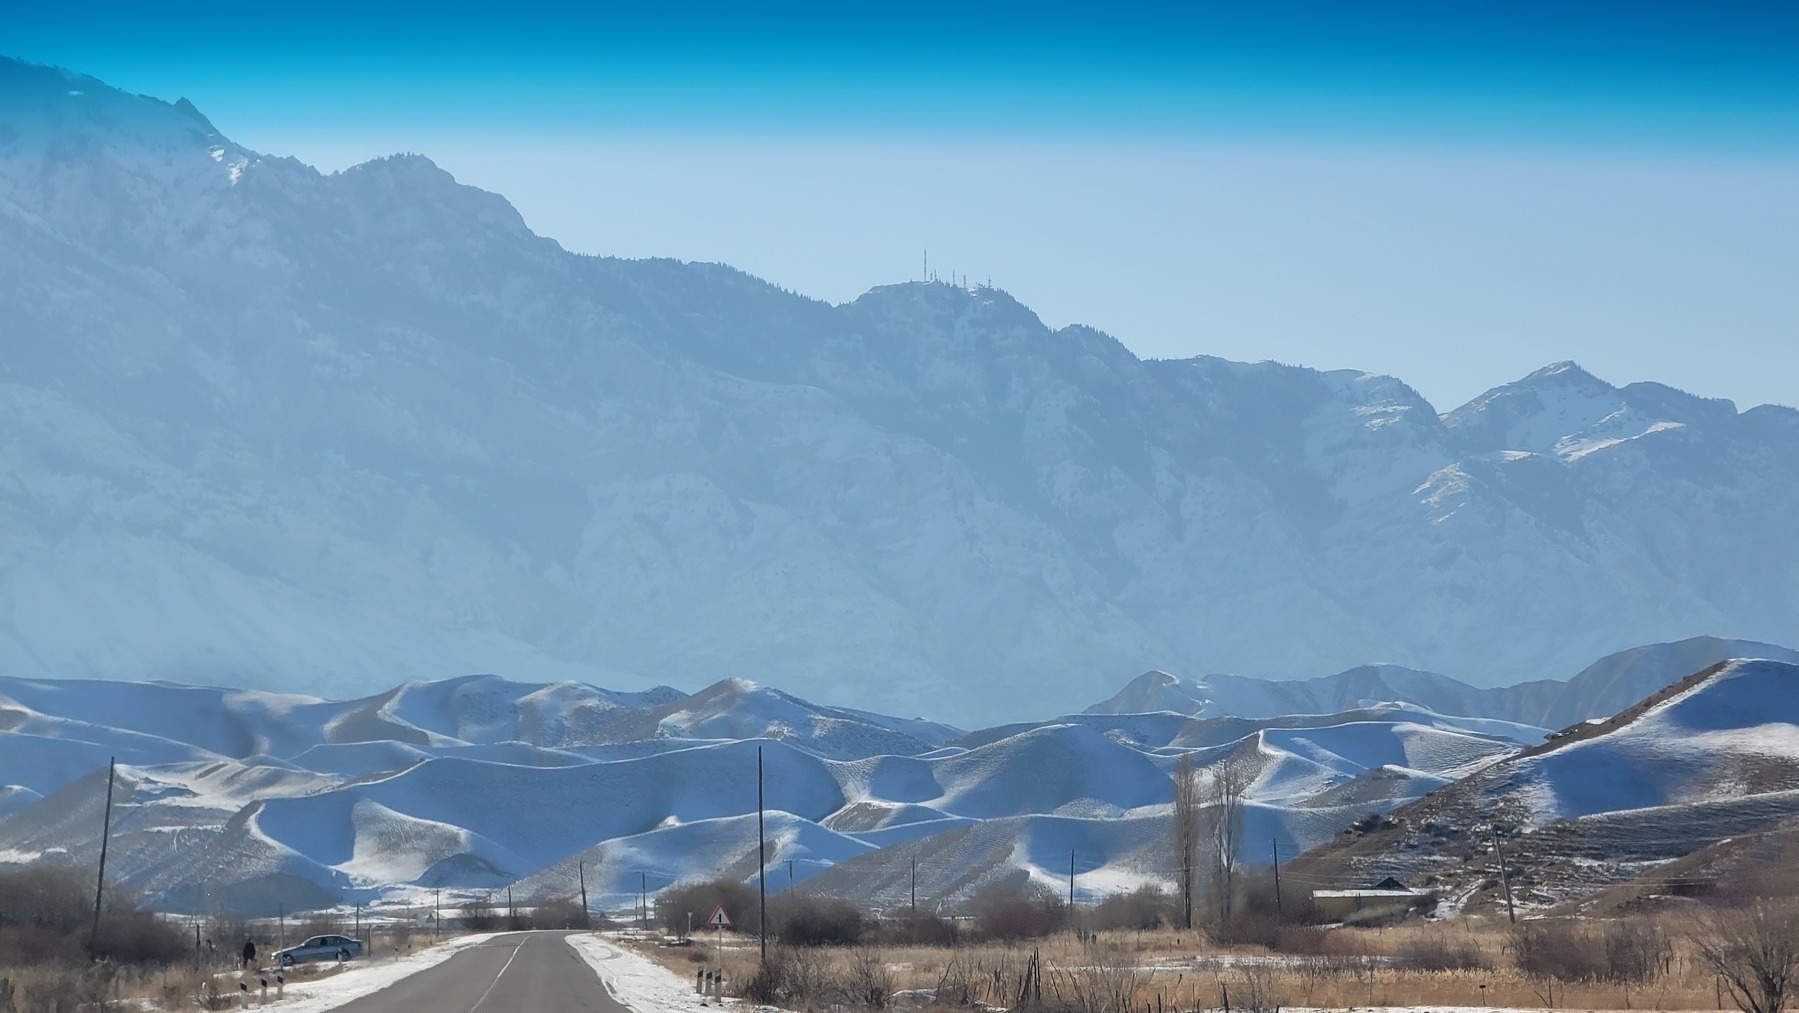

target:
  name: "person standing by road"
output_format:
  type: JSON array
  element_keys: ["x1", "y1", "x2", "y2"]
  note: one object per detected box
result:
[{"x1": 241, "y1": 937, "x2": 256, "y2": 969}]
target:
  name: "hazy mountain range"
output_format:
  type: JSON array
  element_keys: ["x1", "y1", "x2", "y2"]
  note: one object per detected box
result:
[{"x1": 4, "y1": 55, "x2": 1799, "y2": 724}]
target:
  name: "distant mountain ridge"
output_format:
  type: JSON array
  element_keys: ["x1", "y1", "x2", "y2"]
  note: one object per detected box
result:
[
  {"x1": 1088, "y1": 637, "x2": 1799, "y2": 730},
  {"x1": 4, "y1": 56, "x2": 1799, "y2": 721}
]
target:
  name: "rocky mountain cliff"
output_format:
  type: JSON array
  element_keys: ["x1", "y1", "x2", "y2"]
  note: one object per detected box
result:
[{"x1": 4, "y1": 57, "x2": 1798, "y2": 722}]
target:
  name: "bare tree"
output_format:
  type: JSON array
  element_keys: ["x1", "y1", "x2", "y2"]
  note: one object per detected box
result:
[
  {"x1": 1202, "y1": 759, "x2": 1251, "y2": 924},
  {"x1": 1171, "y1": 753, "x2": 1200, "y2": 930},
  {"x1": 1695, "y1": 905, "x2": 1799, "y2": 1013}
]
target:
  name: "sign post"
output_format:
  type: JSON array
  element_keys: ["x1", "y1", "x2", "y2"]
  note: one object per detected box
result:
[{"x1": 707, "y1": 906, "x2": 731, "y2": 1000}]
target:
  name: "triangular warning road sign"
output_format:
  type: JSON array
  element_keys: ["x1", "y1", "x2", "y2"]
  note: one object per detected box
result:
[{"x1": 707, "y1": 905, "x2": 732, "y2": 928}]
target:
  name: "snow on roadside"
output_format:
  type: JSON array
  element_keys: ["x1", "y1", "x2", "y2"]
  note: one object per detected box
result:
[
  {"x1": 567, "y1": 932, "x2": 740, "y2": 1013},
  {"x1": 233, "y1": 933, "x2": 499, "y2": 1012}
]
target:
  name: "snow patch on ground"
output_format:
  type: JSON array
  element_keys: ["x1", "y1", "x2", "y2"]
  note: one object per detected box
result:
[
  {"x1": 237, "y1": 933, "x2": 499, "y2": 1012},
  {"x1": 567, "y1": 932, "x2": 734, "y2": 1013}
]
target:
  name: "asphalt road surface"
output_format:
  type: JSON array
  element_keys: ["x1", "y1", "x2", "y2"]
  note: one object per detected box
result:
[{"x1": 331, "y1": 931, "x2": 631, "y2": 1012}]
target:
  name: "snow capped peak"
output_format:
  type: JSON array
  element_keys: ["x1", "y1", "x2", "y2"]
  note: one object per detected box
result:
[
  {"x1": 1444, "y1": 361, "x2": 1689, "y2": 460},
  {"x1": 1521, "y1": 360, "x2": 1608, "y2": 387}
]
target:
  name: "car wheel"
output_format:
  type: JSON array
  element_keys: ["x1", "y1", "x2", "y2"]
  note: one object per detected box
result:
[
  {"x1": 338, "y1": 949, "x2": 351, "y2": 961},
  {"x1": 280, "y1": 954, "x2": 294, "y2": 967}
]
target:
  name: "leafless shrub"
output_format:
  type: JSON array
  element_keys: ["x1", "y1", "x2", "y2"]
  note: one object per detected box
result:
[
  {"x1": 526, "y1": 897, "x2": 589, "y2": 930},
  {"x1": 742, "y1": 945, "x2": 836, "y2": 1008},
  {"x1": 17, "y1": 963, "x2": 112, "y2": 1013},
  {"x1": 1231, "y1": 966, "x2": 1285, "y2": 1013},
  {"x1": 934, "y1": 948, "x2": 1029, "y2": 1008},
  {"x1": 1046, "y1": 947, "x2": 1142, "y2": 1013},
  {"x1": 1090, "y1": 886, "x2": 1177, "y2": 932},
  {"x1": 1271, "y1": 926, "x2": 1331, "y2": 955},
  {"x1": 873, "y1": 912, "x2": 959, "y2": 947},
  {"x1": 1513, "y1": 920, "x2": 1608, "y2": 982},
  {"x1": 970, "y1": 882, "x2": 1067, "y2": 942},
  {"x1": 1605, "y1": 919, "x2": 1672, "y2": 982},
  {"x1": 1395, "y1": 934, "x2": 1488, "y2": 972},
  {"x1": 0, "y1": 866, "x2": 183, "y2": 965},
  {"x1": 298, "y1": 913, "x2": 342, "y2": 938},
  {"x1": 658, "y1": 879, "x2": 760, "y2": 935},
  {"x1": 1694, "y1": 906, "x2": 1799, "y2": 1013},
  {"x1": 1513, "y1": 919, "x2": 1667, "y2": 984},
  {"x1": 933, "y1": 951, "x2": 981, "y2": 1007},
  {"x1": 774, "y1": 897, "x2": 865, "y2": 947},
  {"x1": 458, "y1": 898, "x2": 498, "y2": 932},
  {"x1": 844, "y1": 948, "x2": 896, "y2": 1009}
]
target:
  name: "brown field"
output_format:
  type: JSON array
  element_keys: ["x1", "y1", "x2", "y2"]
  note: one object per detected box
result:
[
  {"x1": 0, "y1": 927, "x2": 445, "y2": 1012},
  {"x1": 630, "y1": 915, "x2": 1748, "y2": 1013}
]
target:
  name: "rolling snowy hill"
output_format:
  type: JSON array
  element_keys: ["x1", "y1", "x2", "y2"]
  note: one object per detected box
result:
[
  {"x1": 0, "y1": 670, "x2": 1526, "y2": 915},
  {"x1": 3, "y1": 57, "x2": 1799, "y2": 722},
  {"x1": 1291, "y1": 658, "x2": 1799, "y2": 913},
  {"x1": 5, "y1": 645, "x2": 1793, "y2": 914},
  {"x1": 1088, "y1": 637, "x2": 1799, "y2": 729}
]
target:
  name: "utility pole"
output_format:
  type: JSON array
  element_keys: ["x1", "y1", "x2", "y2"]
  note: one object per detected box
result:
[
  {"x1": 506, "y1": 886, "x2": 514, "y2": 928},
  {"x1": 757, "y1": 745, "x2": 767, "y2": 965},
  {"x1": 1271, "y1": 839, "x2": 1282, "y2": 926},
  {"x1": 434, "y1": 889, "x2": 441, "y2": 939},
  {"x1": 1492, "y1": 828, "x2": 1517, "y2": 924},
  {"x1": 354, "y1": 903, "x2": 361, "y2": 945},
  {"x1": 89, "y1": 757, "x2": 117, "y2": 955},
  {"x1": 910, "y1": 856, "x2": 917, "y2": 914},
  {"x1": 640, "y1": 872, "x2": 647, "y2": 929},
  {"x1": 1068, "y1": 849, "x2": 1076, "y2": 909},
  {"x1": 578, "y1": 861, "x2": 589, "y2": 927},
  {"x1": 787, "y1": 859, "x2": 795, "y2": 896}
]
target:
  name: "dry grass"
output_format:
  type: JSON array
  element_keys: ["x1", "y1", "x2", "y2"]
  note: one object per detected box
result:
[
  {"x1": 0, "y1": 928, "x2": 468, "y2": 1011},
  {"x1": 628, "y1": 915, "x2": 1741, "y2": 1012}
]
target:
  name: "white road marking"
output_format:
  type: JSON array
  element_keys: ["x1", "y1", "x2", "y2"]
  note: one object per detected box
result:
[{"x1": 467, "y1": 937, "x2": 528, "y2": 1013}]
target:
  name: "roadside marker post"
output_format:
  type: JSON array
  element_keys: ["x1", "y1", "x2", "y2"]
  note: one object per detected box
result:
[{"x1": 708, "y1": 906, "x2": 731, "y2": 999}]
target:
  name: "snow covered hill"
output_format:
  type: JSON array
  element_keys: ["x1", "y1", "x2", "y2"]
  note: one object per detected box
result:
[
  {"x1": 6, "y1": 647, "x2": 1792, "y2": 915},
  {"x1": 1087, "y1": 637, "x2": 1799, "y2": 731},
  {"x1": 0, "y1": 670, "x2": 1525, "y2": 914},
  {"x1": 3, "y1": 57, "x2": 1799, "y2": 723},
  {"x1": 1292, "y1": 658, "x2": 1799, "y2": 913}
]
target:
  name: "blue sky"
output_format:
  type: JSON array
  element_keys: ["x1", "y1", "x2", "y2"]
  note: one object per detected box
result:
[{"x1": 10, "y1": 1, "x2": 1798, "y2": 409}]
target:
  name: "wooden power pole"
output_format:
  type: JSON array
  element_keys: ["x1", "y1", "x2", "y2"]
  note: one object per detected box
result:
[
  {"x1": 757, "y1": 746, "x2": 767, "y2": 964},
  {"x1": 578, "y1": 860, "x2": 589, "y2": 927},
  {"x1": 89, "y1": 757, "x2": 117, "y2": 955},
  {"x1": 1492, "y1": 828, "x2": 1517, "y2": 923},
  {"x1": 1271, "y1": 838, "x2": 1283, "y2": 926}
]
